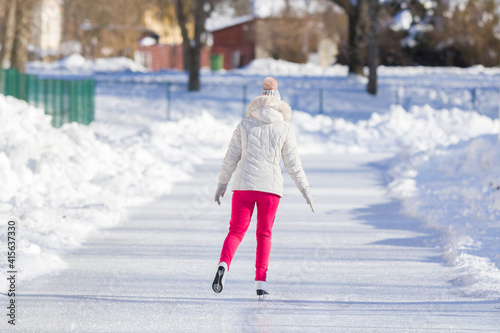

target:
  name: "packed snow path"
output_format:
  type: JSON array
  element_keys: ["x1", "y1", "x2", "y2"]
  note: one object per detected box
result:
[{"x1": 17, "y1": 154, "x2": 499, "y2": 332}]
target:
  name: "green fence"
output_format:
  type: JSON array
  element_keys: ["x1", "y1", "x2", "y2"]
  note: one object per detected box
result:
[{"x1": 0, "y1": 68, "x2": 95, "y2": 128}]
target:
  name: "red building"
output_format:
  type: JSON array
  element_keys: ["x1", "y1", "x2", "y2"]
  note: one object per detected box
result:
[
  {"x1": 136, "y1": 42, "x2": 210, "y2": 72},
  {"x1": 210, "y1": 16, "x2": 256, "y2": 70}
]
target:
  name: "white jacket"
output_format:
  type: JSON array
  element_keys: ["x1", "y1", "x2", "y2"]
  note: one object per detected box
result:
[{"x1": 218, "y1": 95, "x2": 309, "y2": 197}]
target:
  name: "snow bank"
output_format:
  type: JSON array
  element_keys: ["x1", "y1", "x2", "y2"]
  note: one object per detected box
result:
[
  {"x1": 0, "y1": 95, "x2": 124, "y2": 284},
  {"x1": 293, "y1": 104, "x2": 499, "y2": 155},
  {"x1": 236, "y1": 58, "x2": 348, "y2": 77},
  {"x1": 0, "y1": 94, "x2": 232, "y2": 289},
  {"x1": 377, "y1": 64, "x2": 500, "y2": 77},
  {"x1": 236, "y1": 58, "x2": 500, "y2": 78},
  {"x1": 388, "y1": 134, "x2": 500, "y2": 299},
  {"x1": 27, "y1": 54, "x2": 149, "y2": 74},
  {"x1": 294, "y1": 103, "x2": 500, "y2": 299}
]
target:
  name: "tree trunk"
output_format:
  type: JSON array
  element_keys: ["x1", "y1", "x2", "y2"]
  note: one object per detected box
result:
[
  {"x1": 367, "y1": 0, "x2": 379, "y2": 95},
  {"x1": 347, "y1": 13, "x2": 362, "y2": 75},
  {"x1": 0, "y1": 0, "x2": 18, "y2": 68},
  {"x1": 174, "y1": 0, "x2": 190, "y2": 71},
  {"x1": 174, "y1": 0, "x2": 215, "y2": 91},
  {"x1": 330, "y1": 0, "x2": 370, "y2": 75},
  {"x1": 348, "y1": 0, "x2": 370, "y2": 75},
  {"x1": 11, "y1": 0, "x2": 34, "y2": 72},
  {"x1": 188, "y1": 46, "x2": 201, "y2": 91},
  {"x1": 0, "y1": 0, "x2": 7, "y2": 49}
]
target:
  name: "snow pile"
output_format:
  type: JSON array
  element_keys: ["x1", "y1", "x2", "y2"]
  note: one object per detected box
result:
[
  {"x1": 0, "y1": 95, "x2": 123, "y2": 284},
  {"x1": 89, "y1": 56, "x2": 149, "y2": 73},
  {"x1": 27, "y1": 54, "x2": 149, "y2": 74},
  {"x1": 0, "y1": 94, "x2": 232, "y2": 288},
  {"x1": 293, "y1": 104, "x2": 499, "y2": 155},
  {"x1": 139, "y1": 37, "x2": 157, "y2": 47},
  {"x1": 238, "y1": 57, "x2": 500, "y2": 78},
  {"x1": 388, "y1": 135, "x2": 500, "y2": 298},
  {"x1": 377, "y1": 64, "x2": 500, "y2": 76},
  {"x1": 295, "y1": 103, "x2": 500, "y2": 298},
  {"x1": 58, "y1": 53, "x2": 87, "y2": 69},
  {"x1": 206, "y1": 14, "x2": 254, "y2": 32},
  {"x1": 236, "y1": 58, "x2": 348, "y2": 77}
]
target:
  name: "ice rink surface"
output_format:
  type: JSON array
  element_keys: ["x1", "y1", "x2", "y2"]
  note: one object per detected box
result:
[{"x1": 15, "y1": 154, "x2": 500, "y2": 332}]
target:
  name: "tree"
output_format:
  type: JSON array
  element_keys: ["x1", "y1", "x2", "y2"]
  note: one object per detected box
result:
[
  {"x1": 256, "y1": 15, "x2": 315, "y2": 63},
  {"x1": 329, "y1": 0, "x2": 371, "y2": 76},
  {"x1": 377, "y1": 0, "x2": 500, "y2": 67},
  {"x1": 0, "y1": 0, "x2": 37, "y2": 71},
  {"x1": 174, "y1": 0, "x2": 217, "y2": 91},
  {"x1": 367, "y1": 0, "x2": 379, "y2": 95},
  {"x1": 423, "y1": 0, "x2": 500, "y2": 67},
  {"x1": 255, "y1": 0, "x2": 347, "y2": 65},
  {"x1": 62, "y1": 0, "x2": 146, "y2": 59},
  {"x1": 329, "y1": 0, "x2": 380, "y2": 94},
  {"x1": 0, "y1": 0, "x2": 18, "y2": 68},
  {"x1": 0, "y1": 0, "x2": 9, "y2": 64},
  {"x1": 10, "y1": 0, "x2": 36, "y2": 71}
]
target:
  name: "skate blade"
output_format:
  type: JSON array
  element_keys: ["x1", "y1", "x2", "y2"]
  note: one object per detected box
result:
[{"x1": 256, "y1": 289, "x2": 269, "y2": 299}]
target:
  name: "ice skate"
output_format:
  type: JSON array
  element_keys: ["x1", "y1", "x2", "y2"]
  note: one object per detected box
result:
[
  {"x1": 255, "y1": 280, "x2": 269, "y2": 298},
  {"x1": 212, "y1": 262, "x2": 227, "y2": 294}
]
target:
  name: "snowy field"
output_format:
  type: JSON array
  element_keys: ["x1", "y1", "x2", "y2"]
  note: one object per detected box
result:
[{"x1": 1, "y1": 56, "x2": 500, "y2": 330}]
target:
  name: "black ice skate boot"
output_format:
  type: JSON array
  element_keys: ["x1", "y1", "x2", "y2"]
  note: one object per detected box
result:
[{"x1": 212, "y1": 262, "x2": 228, "y2": 294}]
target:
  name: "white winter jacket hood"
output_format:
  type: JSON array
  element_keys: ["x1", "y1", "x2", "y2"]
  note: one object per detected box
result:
[{"x1": 218, "y1": 96, "x2": 309, "y2": 197}]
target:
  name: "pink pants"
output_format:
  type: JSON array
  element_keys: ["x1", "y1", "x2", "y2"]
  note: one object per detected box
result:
[{"x1": 219, "y1": 190, "x2": 280, "y2": 282}]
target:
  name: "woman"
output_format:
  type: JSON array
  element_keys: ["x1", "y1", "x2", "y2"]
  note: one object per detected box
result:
[{"x1": 213, "y1": 77, "x2": 314, "y2": 297}]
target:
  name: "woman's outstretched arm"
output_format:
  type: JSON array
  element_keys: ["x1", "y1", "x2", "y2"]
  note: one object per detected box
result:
[{"x1": 282, "y1": 126, "x2": 315, "y2": 212}]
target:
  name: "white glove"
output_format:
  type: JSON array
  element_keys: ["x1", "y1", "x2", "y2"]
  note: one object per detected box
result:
[
  {"x1": 215, "y1": 183, "x2": 227, "y2": 205},
  {"x1": 300, "y1": 188, "x2": 315, "y2": 212}
]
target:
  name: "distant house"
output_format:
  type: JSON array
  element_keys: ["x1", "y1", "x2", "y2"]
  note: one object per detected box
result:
[
  {"x1": 208, "y1": 15, "x2": 341, "y2": 70},
  {"x1": 134, "y1": 11, "x2": 210, "y2": 72},
  {"x1": 137, "y1": 12, "x2": 340, "y2": 72},
  {"x1": 135, "y1": 31, "x2": 184, "y2": 71},
  {"x1": 135, "y1": 40, "x2": 210, "y2": 72},
  {"x1": 209, "y1": 15, "x2": 256, "y2": 70}
]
